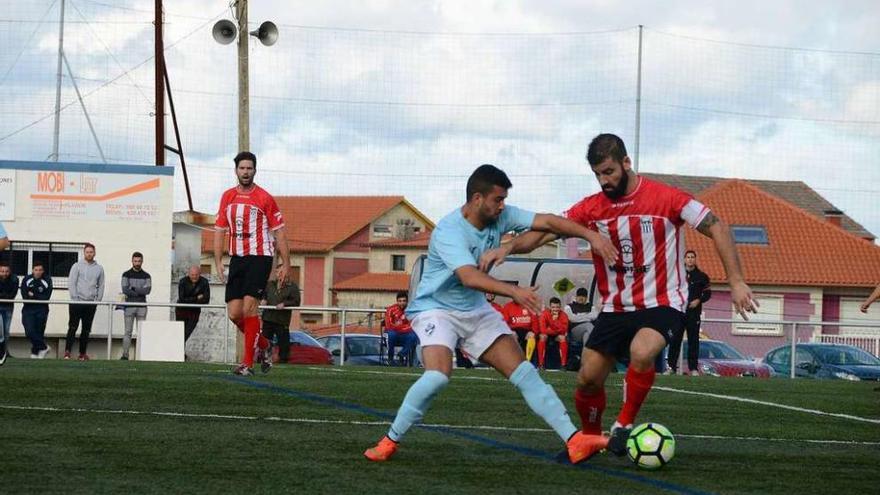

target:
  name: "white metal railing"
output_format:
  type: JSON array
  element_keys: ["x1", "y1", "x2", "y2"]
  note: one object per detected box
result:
[
  {"x1": 814, "y1": 334, "x2": 880, "y2": 358},
  {"x1": 0, "y1": 298, "x2": 384, "y2": 365}
]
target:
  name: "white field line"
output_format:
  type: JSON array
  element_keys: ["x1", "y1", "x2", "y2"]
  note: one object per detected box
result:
[
  {"x1": 306, "y1": 367, "x2": 880, "y2": 425},
  {"x1": 2, "y1": 404, "x2": 877, "y2": 447}
]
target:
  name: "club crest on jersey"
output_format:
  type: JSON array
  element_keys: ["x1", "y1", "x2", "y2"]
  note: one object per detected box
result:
[
  {"x1": 620, "y1": 239, "x2": 634, "y2": 265},
  {"x1": 641, "y1": 218, "x2": 653, "y2": 233}
]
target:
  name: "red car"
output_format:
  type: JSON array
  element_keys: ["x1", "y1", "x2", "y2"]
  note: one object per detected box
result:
[
  {"x1": 272, "y1": 331, "x2": 333, "y2": 365},
  {"x1": 683, "y1": 339, "x2": 773, "y2": 378}
]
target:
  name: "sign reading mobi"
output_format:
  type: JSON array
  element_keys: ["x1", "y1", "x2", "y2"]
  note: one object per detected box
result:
[{"x1": 29, "y1": 171, "x2": 161, "y2": 222}]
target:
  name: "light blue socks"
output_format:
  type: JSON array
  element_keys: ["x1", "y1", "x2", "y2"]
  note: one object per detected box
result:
[
  {"x1": 387, "y1": 370, "x2": 450, "y2": 442},
  {"x1": 509, "y1": 361, "x2": 578, "y2": 441}
]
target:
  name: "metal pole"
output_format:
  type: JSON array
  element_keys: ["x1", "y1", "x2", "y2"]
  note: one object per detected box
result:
[
  {"x1": 106, "y1": 302, "x2": 113, "y2": 360},
  {"x1": 154, "y1": 0, "x2": 165, "y2": 165},
  {"x1": 339, "y1": 309, "x2": 347, "y2": 366},
  {"x1": 236, "y1": 0, "x2": 249, "y2": 152},
  {"x1": 51, "y1": 0, "x2": 66, "y2": 162},
  {"x1": 224, "y1": 306, "x2": 230, "y2": 364},
  {"x1": 633, "y1": 24, "x2": 643, "y2": 173},
  {"x1": 789, "y1": 322, "x2": 797, "y2": 379},
  {"x1": 162, "y1": 59, "x2": 193, "y2": 210},
  {"x1": 62, "y1": 52, "x2": 106, "y2": 163}
]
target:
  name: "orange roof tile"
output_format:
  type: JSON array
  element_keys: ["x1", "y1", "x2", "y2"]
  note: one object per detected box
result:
[
  {"x1": 331, "y1": 272, "x2": 411, "y2": 292},
  {"x1": 201, "y1": 196, "x2": 433, "y2": 254},
  {"x1": 686, "y1": 180, "x2": 880, "y2": 287}
]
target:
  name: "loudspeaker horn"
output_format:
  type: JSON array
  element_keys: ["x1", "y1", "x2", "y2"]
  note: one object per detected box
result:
[
  {"x1": 250, "y1": 21, "x2": 278, "y2": 46},
  {"x1": 212, "y1": 19, "x2": 237, "y2": 45}
]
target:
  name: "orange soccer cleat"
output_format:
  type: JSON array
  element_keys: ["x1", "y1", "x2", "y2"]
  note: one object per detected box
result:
[
  {"x1": 566, "y1": 431, "x2": 609, "y2": 464},
  {"x1": 363, "y1": 436, "x2": 399, "y2": 462}
]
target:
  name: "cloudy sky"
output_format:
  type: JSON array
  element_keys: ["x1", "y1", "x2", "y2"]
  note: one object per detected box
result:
[{"x1": 1, "y1": 0, "x2": 878, "y2": 239}]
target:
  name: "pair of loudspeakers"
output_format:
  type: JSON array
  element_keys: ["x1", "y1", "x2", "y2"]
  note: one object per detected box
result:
[{"x1": 212, "y1": 20, "x2": 278, "y2": 46}]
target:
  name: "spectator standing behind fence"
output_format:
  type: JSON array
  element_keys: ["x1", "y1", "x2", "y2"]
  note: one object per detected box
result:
[
  {"x1": 538, "y1": 297, "x2": 570, "y2": 369},
  {"x1": 21, "y1": 261, "x2": 52, "y2": 360},
  {"x1": 120, "y1": 252, "x2": 151, "y2": 361},
  {"x1": 0, "y1": 262, "x2": 17, "y2": 364},
  {"x1": 385, "y1": 291, "x2": 418, "y2": 366},
  {"x1": 65, "y1": 243, "x2": 104, "y2": 361},
  {"x1": 666, "y1": 250, "x2": 712, "y2": 376},
  {"x1": 260, "y1": 264, "x2": 300, "y2": 364},
  {"x1": 176, "y1": 266, "x2": 211, "y2": 343},
  {"x1": 861, "y1": 283, "x2": 880, "y2": 313}
]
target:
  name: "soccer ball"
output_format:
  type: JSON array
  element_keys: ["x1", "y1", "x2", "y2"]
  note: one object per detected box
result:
[{"x1": 625, "y1": 423, "x2": 675, "y2": 470}]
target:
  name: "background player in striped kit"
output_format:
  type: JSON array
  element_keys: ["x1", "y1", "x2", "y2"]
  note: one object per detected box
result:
[
  {"x1": 214, "y1": 151, "x2": 292, "y2": 376},
  {"x1": 481, "y1": 134, "x2": 757, "y2": 458}
]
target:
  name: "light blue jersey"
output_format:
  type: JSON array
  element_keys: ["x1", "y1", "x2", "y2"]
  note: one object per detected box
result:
[
  {"x1": 0, "y1": 222, "x2": 5, "y2": 239},
  {"x1": 407, "y1": 205, "x2": 536, "y2": 315}
]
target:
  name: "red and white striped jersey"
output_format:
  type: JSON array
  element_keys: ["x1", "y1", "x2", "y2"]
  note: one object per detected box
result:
[
  {"x1": 215, "y1": 185, "x2": 285, "y2": 257},
  {"x1": 566, "y1": 176, "x2": 710, "y2": 314}
]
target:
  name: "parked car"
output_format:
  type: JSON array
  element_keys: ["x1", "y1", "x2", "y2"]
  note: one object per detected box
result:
[
  {"x1": 273, "y1": 331, "x2": 332, "y2": 365},
  {"x1": 682, "y1": 339, "x2": 773, "y2": 378},
  {"x1": 317, "y1": 333, "x2": 385, "y2": 366},
  {"x1": 763, "y1": 343, "x2": 880, "y2": 381}
]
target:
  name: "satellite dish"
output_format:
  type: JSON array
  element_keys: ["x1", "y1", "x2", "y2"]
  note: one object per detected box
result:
[
  {"x1": 212, "y1": 19, "x2": 237, "y2": 45},
  {"x1": 250, "y1": 21, "x2": 278, "y2": 46}
]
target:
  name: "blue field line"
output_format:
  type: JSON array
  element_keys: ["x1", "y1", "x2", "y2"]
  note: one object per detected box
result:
[{"x1": 220, "y1": 375, "x2": 713, "y2": 495}]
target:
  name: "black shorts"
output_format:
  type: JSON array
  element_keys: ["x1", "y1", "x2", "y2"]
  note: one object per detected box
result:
[
  {"x1": 585, "y1": 306, "x2": 684, "y2": 361},
  {"x1": 225, "y1": 255, "x2": 273, "y2": 302}
]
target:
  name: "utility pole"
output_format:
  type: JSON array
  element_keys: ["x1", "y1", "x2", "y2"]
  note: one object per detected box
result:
[
  {"x1": 155, "y1": 0, "x2": 165, "y2": 165},
  {"x1": 634, "y1": 24, "x2": 643, "y2": 173},
  {"x1": 236, "y1": 0, "x2": 249, "y2": 153},
  {"x1": 51, "y1": 0, "x2": 66, "y2": 162}
]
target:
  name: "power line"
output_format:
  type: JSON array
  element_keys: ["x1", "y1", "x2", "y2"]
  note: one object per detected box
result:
[
  {"x1": 0, "y1": 0, "x2": 58, "y2": 89},
  {"x1": 0, "y1": 8, "x2": 228, "y2": 145},
  {"x1": 644, "y1": 101, "x2": 880, "y2": 126},
  {"x1": 648, "y1": 28, "x2": 880, "y2": 57}
]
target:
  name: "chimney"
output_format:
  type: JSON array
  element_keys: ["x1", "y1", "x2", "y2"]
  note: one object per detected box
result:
[{"x1": 823, "y1": 209, "x2": 843, "y2": 228}]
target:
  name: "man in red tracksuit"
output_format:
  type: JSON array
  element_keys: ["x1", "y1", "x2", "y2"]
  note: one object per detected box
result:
[
  {"x1": 503, "y1": 299, "x2": 539, "y2": 361},
  {"x1": 385, "y1": 291, "x2": 419, "y2": 366},
  {"x1": 538, "y1": 297, "x2": 570, "y2": 369}
]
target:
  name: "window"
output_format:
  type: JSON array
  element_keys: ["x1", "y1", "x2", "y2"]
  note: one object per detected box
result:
[
  {"x1": 373, "y1": 224, "x2": 392, "y2": 237},
  {"x1": 731, "y1": 226, "x2": 769, "y2": 245},
  {"x1": 0, "y1": 241, "x2": 82, "y2": 288},
  {"x1": 733, "y1": 294, "x2": 783, "y2": 336},
  {"x1": 391, "y1": 255, "x2": 406, "y2": 271}
]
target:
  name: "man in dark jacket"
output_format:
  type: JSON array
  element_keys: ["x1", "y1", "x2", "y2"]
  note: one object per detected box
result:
[
  {"x1": 667, "y1": 250, "x2": 712, "y2": 375},
  {"x1": 260, "y1": 266, "x2": 300, "y2": 369},
  {"x1": 21, "y1": 261, "x2": 52, "y2": 359},
  {"x1": 176, "y1": 266, "x2": 211, "y2": 342},
  {"x1": 0, "y1": 262, "x2": 18, "y2": 364},
  {"x1": 120, "y1": 252, "x2": 151, "y2": 360}
]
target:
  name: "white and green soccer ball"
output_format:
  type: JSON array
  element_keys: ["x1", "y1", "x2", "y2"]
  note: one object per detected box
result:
[{"x1": 625, "y1": 423, "x2": 676, "y2": 470}]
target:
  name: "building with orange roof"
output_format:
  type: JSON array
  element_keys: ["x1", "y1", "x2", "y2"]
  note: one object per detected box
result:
[
  {"x1": 646, "y1": 176, "x2": 880, "y2": 359},
  {"x1": 201, "y1": 196, "x2": 434, "y2": 326}
]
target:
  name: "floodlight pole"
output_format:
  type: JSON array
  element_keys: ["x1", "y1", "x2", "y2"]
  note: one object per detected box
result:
[
  {"x1": 155, "y1": 0, "x2": 165, "y2": 165},
  {"x1": 51, "y1": 0, "x2": 66, "y2": 162},
  {"x1": 237, "y1": 0, "x2": 249, "y2": 152}
]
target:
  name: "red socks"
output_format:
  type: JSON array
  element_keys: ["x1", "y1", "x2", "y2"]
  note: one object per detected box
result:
[
  {"x1": 617, "y1": 366, "x2": 656, "y2": 427},
  {"x1": 537, "y1": 340, "x2": 547, "y2": 367},
  {"x1": 574, "y1": 387, "x2": 606, "y2": 435},
  {"x1": 559, "y1": 341, "x2": 568, "y2": 367},
  {"x1": 242, "y1": 316, "x2": 261, "y2": 367}
]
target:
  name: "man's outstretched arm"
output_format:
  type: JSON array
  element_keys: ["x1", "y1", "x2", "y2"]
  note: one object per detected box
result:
[{"x1": 696, "y1": 212, "x2": 757, "y2": 320}]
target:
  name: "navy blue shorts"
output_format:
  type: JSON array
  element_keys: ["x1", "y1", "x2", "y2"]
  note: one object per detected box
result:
[{"x1": 225, "y1": 255, "x2": 273, "y2": 302}]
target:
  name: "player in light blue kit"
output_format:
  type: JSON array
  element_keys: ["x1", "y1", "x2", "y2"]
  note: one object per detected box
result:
[{"x1": 364, "y1": 164, "x2": 618, "y2": 464}]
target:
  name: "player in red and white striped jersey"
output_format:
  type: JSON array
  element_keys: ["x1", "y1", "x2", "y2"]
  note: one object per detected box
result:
[
  {"x1": 480, "y1": 134, "x2": 756, "y2": 458},
  {"x1": 213, "y1": 151, "x2": 291, "y2": 376}
]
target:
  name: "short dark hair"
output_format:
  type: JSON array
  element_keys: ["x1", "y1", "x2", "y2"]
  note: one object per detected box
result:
[
  {"x1": 685, "y1": 250, "x2": 696, "y2": 257},
  {"x1": 234, "y1": 151, "x2": 257, "y2": 168},
  {"x1": 465, "y1": 164, "x2": 512, "y2": 201},
  {"x1": 549, "y1": 297, "x2": 561, "y2": 305},
  {"x1": 586, "y1": 133, "x2": 628, "y2": 166},
  {"x1": 0, "y1": 262, "x2": 9, "y2": 269},
  {"x1": 396, "y1": 291, "x2": 408, "y2": 299},
  {"x1": 576, "y1": 288, "x2": 589, "y2": 297},
  {"x1": 132, "y1": 251, "x2": 143, "y2": 259},
  {"x1": 32, "y1": 260, "x2": 44, "y2": 269},
  {"x1": 83, "y1": 242, "x2": 95, "y2": 251}
]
